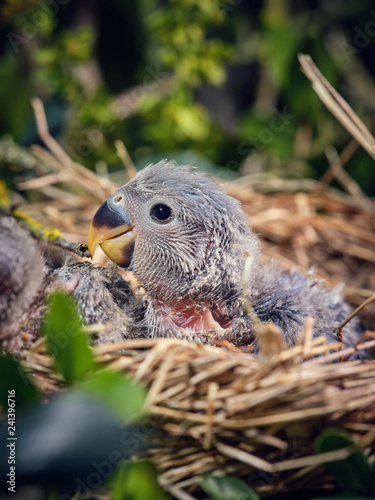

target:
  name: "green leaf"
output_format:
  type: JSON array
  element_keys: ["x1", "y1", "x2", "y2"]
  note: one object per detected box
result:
[
  {"x1": 200, "y1": 474, "x2": 260, "y2": 500},
  {"x1": 80, "y1": 370, "x2": 146, "y2": 421},
  {"x1": 0, "y1": 353, "x2": 40, "y2": 409},
  {"x1": 42, "y1": 291, "x2": 93, "y2": 383},
  {"x1": 314, "y1": 428, "x2": 375, "y2": 496},
  {"x1": 111, "y1": 460, "x2": 168, "y2": 500}
]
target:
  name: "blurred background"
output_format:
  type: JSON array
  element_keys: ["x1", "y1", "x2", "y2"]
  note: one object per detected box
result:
[{"x1": 0, "y1": 0, "x2": 375, "y2": 193}]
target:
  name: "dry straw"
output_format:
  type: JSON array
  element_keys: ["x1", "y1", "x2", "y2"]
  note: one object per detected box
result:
[{"x1": 24, "y1": 329, "x2": 375, "y2": 498}]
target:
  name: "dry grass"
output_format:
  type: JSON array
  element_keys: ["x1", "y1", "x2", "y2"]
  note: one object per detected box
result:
[{"x1": 23, "y1": 331, "x2": 375, "y2": 498}]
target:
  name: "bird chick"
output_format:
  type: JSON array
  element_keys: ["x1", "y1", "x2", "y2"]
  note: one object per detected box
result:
[
  {"x1": 0, "y1": 217, "x2": 44, "y2": 350},
  {"x1": 88, "y1": 160, "x2": 364, "y2": 352},
  {"x1": 47, "y1": 262, "x2": 140, "y2": 344},
  {"x1": 0, "y1": 216, "x2": 138, "y2": 351}
]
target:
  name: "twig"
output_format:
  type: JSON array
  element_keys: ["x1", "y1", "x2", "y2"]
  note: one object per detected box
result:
[
  {"x1": 114, "y1": 140, "x2": 138, "y2": 179},
  {"x1": 6, "y1": 206, "x2": 90, "y2": 258},
  {"x1": 335, "y1": 292, "x2": 375, "y2": 341},
  {"x1": 17, "y1": 172, "x2": 68, "y2": 191},
  {"x1": 203, "y1": 382, "x2": 218, "y2": 450},
  {"x1": 301, "y1": 317, "x2": 314, "y2": 358},
  {"x1": 324, "y1": 146, "x2": 366, "y2": 199},
  {"x1": 241, "y1": 255, "x2": 260, "y2": 327},
  {"x1": 320, "y1": 138, "x2": 359, "y2": 185},
  {"x1": 241, "y1": 255, "x2": 284, "y2": 354},
  {"x1": 50, "y1": 239, "x2": 90, "y2": 258},
  {"x1": 31, "y1": 98, "x2": 74, "y2": 166},
  {"x1": 343, "y1": 330, "x2": 375, "y2": 362},
  {"x1": 31, "y1": 98, "x2": 116, "y2": 199},
  {"x1": 298, "y1": 54, "x2": 375, "y2": 160},
  {"x1": 159, "y1": 480, "x2": 198, "y2": 500}
]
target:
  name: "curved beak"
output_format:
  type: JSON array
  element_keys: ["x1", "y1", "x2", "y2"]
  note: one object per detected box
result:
[{"x1": 88, "y1": 195, "x2": 136, "y2": 268}]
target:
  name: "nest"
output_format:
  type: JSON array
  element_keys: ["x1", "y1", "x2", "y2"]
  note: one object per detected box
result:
[{"x1": 23, "y1": 333, "x2": 375, "y2": 499}]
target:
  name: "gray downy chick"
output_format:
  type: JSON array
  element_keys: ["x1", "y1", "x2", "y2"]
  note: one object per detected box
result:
[
  {"x1": 0, "y1": 216, "x2": 138, "y2": 351},
  {"x1": 88, "y1": 160, "x2": 366, "y2": 356},
  {"x1": 0, "y1": 217, "x2": 44, "y2": 350},
  {"x1": 47, "y1": 262, "x2": 140, "y2": 344}
]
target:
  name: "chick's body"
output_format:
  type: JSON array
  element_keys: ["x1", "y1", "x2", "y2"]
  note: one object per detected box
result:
[
  {"x1": 89, "y1": 160, "x2": 364, "y2": 353},
  {"x1": 0, "y1": 217, "x2": 138, "y2": 351},
  {"x1": 0, "y1": 217, "x2": 44, "y2": 350}
]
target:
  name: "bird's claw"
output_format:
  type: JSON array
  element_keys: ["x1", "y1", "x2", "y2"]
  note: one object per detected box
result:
[{"x1": 204, "y1": 329, "x2": 219, "y2": 344}]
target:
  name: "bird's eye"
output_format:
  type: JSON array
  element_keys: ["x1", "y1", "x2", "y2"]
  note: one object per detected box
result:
[{"x1": 150, "y1": 203, "x2": 173, "y2": 223}]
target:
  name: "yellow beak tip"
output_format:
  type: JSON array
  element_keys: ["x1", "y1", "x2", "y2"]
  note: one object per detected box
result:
[{"x1": 87, "y1": 223, "x2": 100, "y2": 260}]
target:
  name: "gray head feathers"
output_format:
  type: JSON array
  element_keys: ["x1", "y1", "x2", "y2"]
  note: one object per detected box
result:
[{"x1": 118, "y1": 160, "x2": 261, "y2": 306}]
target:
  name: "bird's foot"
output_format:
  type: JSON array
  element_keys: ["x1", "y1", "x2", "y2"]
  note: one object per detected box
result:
[{"x1": 201, "y1": 329, "x2": 219, "y2": 344}]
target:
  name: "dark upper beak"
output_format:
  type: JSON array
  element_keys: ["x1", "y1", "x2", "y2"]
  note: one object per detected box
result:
[{"x1": 87, "y1": 193, "x2": 135, "y2": 268}]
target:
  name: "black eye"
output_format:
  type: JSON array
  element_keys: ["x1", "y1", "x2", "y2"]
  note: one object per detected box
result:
[{"x1": 150, "y1": 203, "x2": 173, "y2": 223}]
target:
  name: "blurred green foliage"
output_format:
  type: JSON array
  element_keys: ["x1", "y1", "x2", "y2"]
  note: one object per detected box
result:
[
  {"x1": 0, "y1": 290, "x2": 150, "y2": 499},
  {"x1": 41, "y1": 290, "x2": 147, "y2": 419},
  {"x1": 0, "y1": 353, "x2": 40, "y2": 407},
  {"x1": 42, "y1": 290, "x2": 94, "y2": 383},
  {"x1": 201, "y1": 473, "x2": 261, "y2": 500},
  {"x1": 315, "y1": 428, "x2": 375, "y2": 497},
  {"x1": 0, "y1": 0, "x2": 375, "y2": 190},
  {"x1": 111, "y1": 460, "x2": 169, "y2": 500}
]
